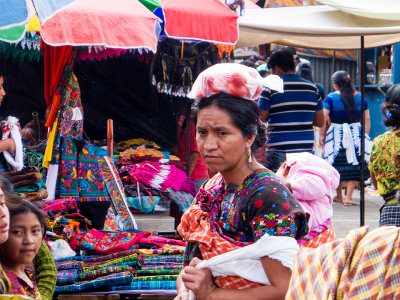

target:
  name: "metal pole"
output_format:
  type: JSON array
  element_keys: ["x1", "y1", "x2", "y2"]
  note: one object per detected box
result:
[
  {"x1": 185, "y1": 106, "x2": 191, "y2": 176},
  {"x1": 359, "y1": 36, "x2": 366, "y2": 227}
]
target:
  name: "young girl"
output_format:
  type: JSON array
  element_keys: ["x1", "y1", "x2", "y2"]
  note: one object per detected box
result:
[
  {"x1": 0, "y1": 200, "x2": 45, "y2": 299},
  {"x1": 277, "y1": 152, "x2": 340, "y2": 247}
]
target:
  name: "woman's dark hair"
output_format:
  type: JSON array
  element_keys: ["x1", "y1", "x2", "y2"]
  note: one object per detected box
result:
[
  {"x1": 191, "y1": 92, "x2": 267, "y2": 152},
  {"x1": 268, "y1": 50, "x2": 295, "y2": 73},
  {"x1": 383, "y1": 83, "x2": 400, "y2": 128},
  {"x1": 8, "y1": 199, "x2": 46, "y2": 238},
  {"x1": 332, "y1": 70, "x2": 357, "y2": 122},
  {"x1": 296, "y1": 62, "x2": 314, "y2": 83},
  {"x1": 0, "y1": 175, "x2": 23, "y2": 210}
]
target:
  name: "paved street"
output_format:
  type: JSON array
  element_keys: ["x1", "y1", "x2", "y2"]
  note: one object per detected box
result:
[
  {"x1": 332, "y1": 187, "x2": 384, "y2": 238},
  {"x1": 134, "y1": 187, "x2": 385, "y2": 239}
]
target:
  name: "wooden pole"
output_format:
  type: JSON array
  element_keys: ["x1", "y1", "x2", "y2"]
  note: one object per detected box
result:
[{"x1": 107, "y1": 119, "x2": 114, "y2": 159}]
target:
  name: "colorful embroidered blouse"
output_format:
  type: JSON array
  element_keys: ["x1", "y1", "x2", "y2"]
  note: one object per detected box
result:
[
  {"x1": 369, "y1": 129, "x2": 400, "y2": 198},
  {"x1": 6, "y1": 269, "x2": 41, "y2": 299},
  {"x1": 182, "y1": 169, "x2": 308, "y2": 263},
  {"x1": 215, "y1": 169, "x2": 307, "y2": 243}
]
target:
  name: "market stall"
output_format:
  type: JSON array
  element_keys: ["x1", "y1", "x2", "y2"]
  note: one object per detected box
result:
[{"x1": 0, "y1": 0, "x2": 240, "y2": 298}]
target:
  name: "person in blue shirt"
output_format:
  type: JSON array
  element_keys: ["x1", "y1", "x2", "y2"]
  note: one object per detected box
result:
[{"x1": 258, "y1": 50, "x2": 324, "y2": 172}]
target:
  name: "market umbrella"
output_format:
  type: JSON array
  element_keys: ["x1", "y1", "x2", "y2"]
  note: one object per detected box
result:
[
  {"x1": 40, "y1": 0, "x2": 161, "y2": 52},
  {"x1": 237, "y1": 5, "x2": 400, "y2": 49},
  {"x1": 237, "y1": 0, "x2": 400, "y2": 226},
  {"x1": 0, "y1": 0, "x2": 76, "y2": 42},
  {"x1": 140, "y1": 0, "x2": 239, "y2": 44}
]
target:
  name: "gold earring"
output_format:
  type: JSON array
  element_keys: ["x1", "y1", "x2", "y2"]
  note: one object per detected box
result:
[{"x1": 248, "y1": 148, "x2": 252, "y2": 163}]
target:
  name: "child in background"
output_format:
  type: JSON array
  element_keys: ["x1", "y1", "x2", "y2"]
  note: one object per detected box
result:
[
  {"x1": 277, "y1": 152, "x2": 340, "y2": 233},
  {"x1": 0, "y1": 200, "x2": 45, "y2": 299}
]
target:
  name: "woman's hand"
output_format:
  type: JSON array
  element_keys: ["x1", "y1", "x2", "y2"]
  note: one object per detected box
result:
[
  {"x1": 181, "y1": 257, "x2": 217, "y2": 300},
  {"x1": 319, "y1": 135, "x2": 325, "y2": 146},
  {"x1": 174, "y1": 290, "x2": 190, "y2": 300}
]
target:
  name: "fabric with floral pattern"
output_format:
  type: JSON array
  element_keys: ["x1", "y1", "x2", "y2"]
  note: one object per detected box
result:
[
  {"x1": 180, "y1": 169, "x2": 308, "y2": 264},
  {"x1": 217, "y1": 169, "x2": 307, "y2": 243},
  {"x1": 369, "y1": 129, "x2": 400, "y2": 196},
  {"x1": 6, "y1": 270, "x2": 41, "y2": 299}
]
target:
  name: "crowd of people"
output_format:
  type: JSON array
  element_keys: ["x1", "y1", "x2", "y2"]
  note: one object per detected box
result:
[{"x1": 0, "y1": 47, "x2": 399, "y2": 299}]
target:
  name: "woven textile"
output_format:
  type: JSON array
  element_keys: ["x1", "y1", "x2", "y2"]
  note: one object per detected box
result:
[
  {"x1": 286, "y1": 226, "x2": 400, "y2": 299},
  {"x1": 57, "y1": 269, "x2": 78, "y2": 285},
  {"x1": 80, "y1": 229, "x2": 143, "y2": 253},
  {"x1": 82, "y1": 254, "x2": 141, "y2": 272},
  {"x1": 43, "y1": 199, "x2": 78, "y2": 219},
  {"x1": 55, "y1": 261, "x2": 82, "y2": 272},
  {"x1": 132, "y1": 275, "x2": 178, "y2": 282},
  {"x1": 57, "y1": 138, "x2": 110, "y2": 202},
  {"x1": 98, "y1": 156, "x2": 137, "y2": 230},
  {"x1": 379, "y1": 205, "x2": 400, "y2": 226},
  {"x1": 137, "y1": 269, "x2": 180, "y2": 276},
  {"x1": 297, "y1": 219, "x2": 335, "y2": 248},
  {"x1": 109, "y1": 281, "x2": 176, "y2": 291},
  {"x1": 82, "y1": 249, "x2": 138, "y2": 263},
  {"x1": 140, "y1": 265, "x2": 182, "y2": 271},
  {"x1": 77, "y1": 265, "x2": 135, "y2": 281},
  {"x1": 137, "y1": 246, "x2": 186, "y2": 256},
  {"x1": 143, "y1": 255, "x2": 183, "y2": 264},
  {"x1": 54, "y1": 271, "x2": 133, "y2": 294}
]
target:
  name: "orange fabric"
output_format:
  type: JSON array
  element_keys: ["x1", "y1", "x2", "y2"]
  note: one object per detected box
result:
[
  {"x1": 302, "y1": 225, "x2": 335, "y2": 248},
  {"x1": 45, "y1": 94, "x2": 61, "y2": 127},
  {"x1": 214, "y1": 44, "x2": 235, "y2": 59},
  {"x1": 179, "y1": 204, "x2": 263, "y2": 289},
  {"x1": 203, "y1": 173, "x2": 223, "y2": 190}
]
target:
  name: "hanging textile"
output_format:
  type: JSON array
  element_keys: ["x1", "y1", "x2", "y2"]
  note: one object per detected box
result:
[
  {"x1": 152, "y1": 39, "x2": 221, "y2": 97},
  {"x1": 56, "y1": 137, "x2": 110, "y2": 202},
  {"x1": 98, "y1": 156, "x2": 137, "y2": 230}
]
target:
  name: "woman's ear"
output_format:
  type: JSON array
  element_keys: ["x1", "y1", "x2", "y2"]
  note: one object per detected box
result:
[{"x1": 246, "y1": 134, "x2": 256, "y2": 149}]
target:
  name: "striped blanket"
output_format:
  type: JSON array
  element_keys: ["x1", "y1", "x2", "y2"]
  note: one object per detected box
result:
[{"x1": 286, "y1": 226, "x2": 400, "y2": 299}]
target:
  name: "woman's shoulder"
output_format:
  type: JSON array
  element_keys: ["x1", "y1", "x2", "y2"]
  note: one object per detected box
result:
[
  {"x1": 373, "y1": 129, "x2": 400, "y2": 145},
  {"x1": 326, "y1": 91, "x2": 338, "y2": 98}
]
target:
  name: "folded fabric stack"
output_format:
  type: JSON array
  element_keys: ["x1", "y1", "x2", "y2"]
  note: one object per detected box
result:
[
  {"x1": 53, "y1": 231, "x2": 185, "y2": 294},
  {"x1": 0, "y1": 166, "x2": 48, "y2": 201},
  {"x1": 119, "y1": 161, "x2": 196, "y2": 212},
  {"x1": 114, "y1": 139, "x2": 195, "y2": 214}
]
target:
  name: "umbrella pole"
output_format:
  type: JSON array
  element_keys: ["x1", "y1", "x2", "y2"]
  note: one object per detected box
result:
[{"x1": 359, "y1": 36, "x2": 366, "y2": 227}]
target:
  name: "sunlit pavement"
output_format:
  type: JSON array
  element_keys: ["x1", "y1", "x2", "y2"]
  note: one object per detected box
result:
[{"x1": 332, "y1": 187, "x2": 384, "y2": 238}]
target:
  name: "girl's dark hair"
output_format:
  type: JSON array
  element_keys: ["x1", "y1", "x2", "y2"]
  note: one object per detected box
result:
[
  {"x1": 383, "y1": 83, "x2": 400, "y2": 128},
  {"x1": 8, "y1": 200, "x2": 46, "y2": 238},
  {"x1": 191, "y1": 92, "x2": 267, "y2": 152},
  {"x1": 296, "y1": 62, "x2": 314, "y2": 83},
  {"x1": 332, "y1": 70, "x2": 357, "y2": 122}
]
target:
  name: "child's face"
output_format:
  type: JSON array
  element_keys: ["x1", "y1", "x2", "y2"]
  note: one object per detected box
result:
[
  {"x1": 2, "y1": 212, "x2": 42, "y2": 265},
  {"x1": 0, "y1": 188, "x2": 9, "y2": 244}
]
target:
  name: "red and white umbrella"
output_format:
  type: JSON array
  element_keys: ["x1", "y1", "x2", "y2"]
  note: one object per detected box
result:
[
  {"x1": 158, "y1": 0, "x2": 239, "y2": 44},
  {"x1": 40, "y1": 0, "x2": 161, "y2": 52}
]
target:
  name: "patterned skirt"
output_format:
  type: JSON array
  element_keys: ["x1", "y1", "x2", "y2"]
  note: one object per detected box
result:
[{"x1": 332, "y1": 149, "x2": 369, "y2": 181}]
